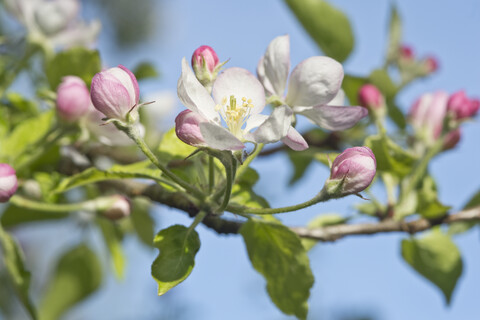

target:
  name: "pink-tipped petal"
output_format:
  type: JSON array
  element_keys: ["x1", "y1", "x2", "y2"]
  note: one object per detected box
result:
[
  {"x1": 244, "y1": 105, "x2": 292, "y2": 144},
  {"x1": 286, "y1": 56, "x2": 344, "y2": 108},
  {"x1": 282, "y1": 126, "x2": 308, "y2": 151},
  {"x1": 294, "y1": 105, "x2": 368, "y2": 131}
]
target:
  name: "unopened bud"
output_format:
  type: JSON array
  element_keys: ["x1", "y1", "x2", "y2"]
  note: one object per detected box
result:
[
  {"x1": 0, "y1": 164, "x2": 18, "y2": 203},
  {"x1": 102, "y1": 195, "x2": 131, "y2": 220},
  {"x1": 191, "y1": 45, "x2": 222, "y2": 90},
  {"x1": 358, "y1": 84, "x2": 385, "y2": 117},
  {"x1": 324, "y1": 147, "x2": 376, "y2": 198},
  {"x1": 447, "y1": 90, "x2": 479, "y2": 120},
  {"x1": 56, "y1": 76, "x2": 90, "y2": 122},
  {"x1": 424, "y1": 56, "x2": 439, "y2": 73},
  {"x1": 175, "y1": 110, "x2": 208, "y2": 147},
  {"x1": 400, "y1": 45, "x2": 414, "y2": 61},
  {"x1": 443, "y1": 129, "x2": 461, "y2": 151},
  {"x1": 90, "y1": 65, "x2": 140, "y2": 121}
]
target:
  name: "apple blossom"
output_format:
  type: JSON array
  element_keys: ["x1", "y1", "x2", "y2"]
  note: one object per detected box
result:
[
  {"x1": 192, "y1": 45, "x2": 219, "y2": 73},
  {"x1": 0, "y1": 164, "x2": 18, "y2": 203},
  {"x1": 90, "y1": 65, "x2": 140, "y2": 121},
  {"x1": 102, "y1": 195, "x2": 131, "y2": 220},
  {"x1": 56, "y1": 76, "x2": 90, "y2": 122},
  {"x1": 176, "y1": 58, "x2": 292, "y2": 151},
  {"x1": 257, "y1": 35, "x2": 368, "y2": 149},
  {"x1": 447, "y1": 90, "x2": 479, "y2": 120},
  {"x1": 324, "y1": 147, "x2": 376, "y2": 198},
  {"x1": 3, "y1": 0, "x2": 100, "y2": 50}
]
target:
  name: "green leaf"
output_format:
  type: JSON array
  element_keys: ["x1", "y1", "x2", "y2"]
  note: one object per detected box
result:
[
  {"x1": 401, "y1": 229, "x2": 462, "y2": 304},
  {"x1": 285, "y1": 0, "x2": 354, "y2": 62},
  {"x1": 45, "y1": 47, "x2": 101, "y2": 89},
  {"x1": 416, "y1": 176, "x2": 450, "y2": 219},
  {"x1": 130, "y1": 197, "x2": 155, "y2": 247},
  {"x1": 133, "y1": 61, "x2": 159, "y2": 81},
  {"x1": 230, "y1": 184, "x2": 270, "y2": 209},
  {"x1": 386, "y1": 5, "x2": 402, "y2": 64},
  {"x1": 53, "y1": 161, "x2": 158, "y2": 194},
  {"x1": 287, "y1": 149, "x2": 315, "y2": 185},
  {"x1": 0, "y1": 110, "x2": 54, "y2": 163},
  {"x1": 240, "y1": 219, "x2": 313, "y2": 320},
  {"x1": 39, "y1": 244, "x2": 102, "y2": 320},
  {"x1": 364, "y1": 134, "x2": 416, "y2": 177},
  {"x1": 463, "y1": 189, "x2": 480, "y2": 209},
  {"x1": 0, "y1": 227, "x2": 37, "y2": 320},
  {"x1": 98, "y1": 219, "x2": 126, "y2": 280},
  {"x1": 158, "y1": 128, "x2": 197, "y2": 161},
  {"x1": 342, "y1": 74, "x2": 368, "y2": 105},
  {"x1": 151, "y1": 225, "x2": 200, "y2": 296},
  {"x1": 1, "y1": 204, "x2": 67, "y2": 228},
  {"x1": 369, "y1": 69, "x2": 397, "y2": 99},
  {"x1": 301, "y1": 214, "x2": 348, "y2": 250}
]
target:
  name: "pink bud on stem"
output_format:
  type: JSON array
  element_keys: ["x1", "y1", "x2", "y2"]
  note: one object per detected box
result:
[
  {"x1": 56, "y1": 76, "x2": 91, "y2": 123},
  {"x1": 447, "y1": 90, "x2": 479, "y2": 120},
  {"x1": 175, "y1": 110, "x2": 207, "y2": 147},
  {"x1": 90, "y1": 65, "x2": 140, "y2": 121},
  {"x1": 324, "y1": 147, "x2": 376, "y2": 198},
  {"x1": 358, "y1": 84, "x2": 386, "y2": 118},
  {"x1": 0, "y1": 164, "x2": 18, "y2": 203},
  {"x1": 192, "y1": 45, "x2": 219, "y2": 73}
]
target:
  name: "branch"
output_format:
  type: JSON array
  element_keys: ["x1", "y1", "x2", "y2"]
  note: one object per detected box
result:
[{"x1": 103, "y1": 179, "x2": 480, "y2": 242}]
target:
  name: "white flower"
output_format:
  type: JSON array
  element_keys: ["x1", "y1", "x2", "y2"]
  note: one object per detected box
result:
[
  {"x1": 175, "y1": 58, "x2": 293, "y2": 151},
  {"x1": 257, "y1": 35, "x2": 368, "y2": 149},
  {"x1": 4, "y1": 0, "x2": 100, "y2": 50}
]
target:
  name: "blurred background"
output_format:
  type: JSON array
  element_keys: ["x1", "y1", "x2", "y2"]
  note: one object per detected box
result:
[{"x1": 2, "y1": 0, "x2": 480, "y2": 319}]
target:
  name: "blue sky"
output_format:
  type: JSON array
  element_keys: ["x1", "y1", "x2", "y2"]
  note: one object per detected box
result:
[{"x1": 11, "y1": 1, "x2": 480, "y2": 319}]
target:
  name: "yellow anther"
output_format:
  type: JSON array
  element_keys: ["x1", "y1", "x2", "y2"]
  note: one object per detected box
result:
[
  {"x1": 222, "y1": 97, "x2": 227, "y2": 105},
  {"x1": 215, "y1": 104, "x2": 222, "y2": 111},
  {"x1": 247, "y1": 103, "x2": 254, "y2": 108},
  {"x1": 242, "y1": 97, "x2": 247, "y2": 102},
  {"x1": 247, "y1": 99, "x2": 252, "y2": 104}
]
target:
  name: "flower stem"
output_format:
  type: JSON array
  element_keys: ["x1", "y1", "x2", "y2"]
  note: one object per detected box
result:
[
  {"x1": 123, "y1": 125, "x2": 204, "y2": 199},
  {"x1": 235, "y1": 143, "x2": 264, "y2": 183},
  {"x1": 188, "y1": 211, "x2": 208, "y2": 233},
  {"x1": 227, "y1": 188, "x2": 329, "y2": 215},
  {"x1": 9, "y1": 195, "x2": 117, "y2": 213},
  {"x1": 217, "y1": 156, "x2": 236, "y2": 213},
  {"x1": 208, "y1": 155, "x2": 215, "y2": 194}
]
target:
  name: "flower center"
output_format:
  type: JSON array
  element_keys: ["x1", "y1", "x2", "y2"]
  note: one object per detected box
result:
[{"x1": 215, "y1": 95, "x2": 253, "y2": 138}]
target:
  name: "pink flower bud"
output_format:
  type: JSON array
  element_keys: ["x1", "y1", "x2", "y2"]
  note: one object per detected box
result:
[
  {"x1": 400, "y1": 45, "x2": 414, "y2": 60},
  {"x1": 191, "y1": 45, "x2": 219, "y2": 73},
  {"x1": 0, "y1": 164, "x2": 18, "y2": 203},
  {"x1": 325, "y1": 147, "x2": 376, "y2": 197},
  {"x1": 409, "y1": 92, "x2": 449, "y2": 142},
  {"x1": 175, "y1": 110, "x2": 207, "y2": 147},
  {"x1": 443, "y1": 128, "x2": 461, "y2": 150},
  {"x1": 90, "y1": 65, "x2": 140, "y2": 121},
  {"x1": 102, "y1": 195, "x2": 131, "y2": 220},
  {"x1": 358, "y1": 84, "x2": 384, "y2": 111},
  {"x1": 424, "y1": 56, "x2": 439, "y2": 73},
  {"x1": 56, "y1": 76, "x2": 90, "y2": 122},
  {"x1": 447, "y1": 90, "x2": 479, "y2": 120}
]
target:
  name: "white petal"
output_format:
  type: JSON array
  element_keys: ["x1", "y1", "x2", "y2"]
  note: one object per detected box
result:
[
  {"x1": 199, "y1": 122, "x2": 245, "y2": 151},
  {"x1": 328, "y1": 89, "x2": 345, "y2": 106},
  {"x1": 295, "y1": 105, "x2": 368, "y2": 131},
  {"x1": 212, "y1": 67, "x2": 266, "y2": 115},
  {"x1": 257, "y1": 56, "x2": 275, "y2": 96},
  {"x1": 177, "y1": 58, "x2": 219, "y2": 122},
  {"x1": 259, "y1": 35, "x2": 290, "y2": 97},
  {"x1": 244, "y1": 113, "x2": 269, "y2": 132},
  {"x1": 244, "y1": 105, "x2": 292, "y2": 144},
  {"x1": 286, "y1": 56, "x2": 344, "y2": 107},
  {"x1": 282, "y1": 126, "x2": 309, "y2": 151}
]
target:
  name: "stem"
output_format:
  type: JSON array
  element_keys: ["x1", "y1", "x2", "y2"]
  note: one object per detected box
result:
[
  {"x1": 9, "y1": 195, "x2": 116, "y2": 213},
  {"x1": 217, "y1": 156, "x2": 236, "y2": 213},
  {"x1": 188, "y1": 211, "x2": 208, "y2": 233},
  {"x1": 235, "y1": 143, "x2": 264, "y2": 183},
  {"x1": 227, "y1": 188, "x2": 329, "y2": 215},
  {"x1": 208, "y1": 156, "x2": 215, "y2": 193},
  {"x1": 124, "y1": 125, "x2": 204, "y2": 199}
]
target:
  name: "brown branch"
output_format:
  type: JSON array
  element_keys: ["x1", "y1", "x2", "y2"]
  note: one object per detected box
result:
[{"x1": 104, "y1": 179, "x2": 480, "y2": 242}]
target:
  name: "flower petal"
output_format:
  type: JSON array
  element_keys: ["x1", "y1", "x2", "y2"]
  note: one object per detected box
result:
[
  {"x1": 244, "y1": 113, "x2": 268, "y2": 132},
  {"x1": 213, "y1": 67, "x2": 266, "y2": 115},
  {"x1": 177, "y1": 58, "x2": 219, "y2": 122},
  {"x1": 286, "y1": 56, "x2": 344, "y2": 107},
  {"x1": 244, "y1": 105, "x2": 292, "y2": 144},
  {"x1": 257, "y1": 35, "x2": 290, "y2": 97},
  {"x1": 295, "y1": 105, "x2": 368, "y2": 131},
  {"x1": 256, "y1": 56, "x2": 275, "y2": 96},
  {"x1": 328, "y1": 89, "x2": 345, "y2": 106},
  {"x1": 282, "y1": 126, "x2": 309, "y2": 151},
  {"x1": 199, "y1": 122, "x2": 245, "y2": 151}
]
